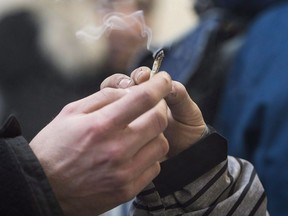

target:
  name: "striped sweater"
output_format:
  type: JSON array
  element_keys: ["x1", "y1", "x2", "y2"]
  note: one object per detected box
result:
[
  {"x1": 0, "y1": 116, "x2": 268, "y2": 216},
  {"x1": 131, "y1": 129, "x2": 268, "y2": 216}
]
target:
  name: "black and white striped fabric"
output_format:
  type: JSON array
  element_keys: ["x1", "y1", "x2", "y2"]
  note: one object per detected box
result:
[{"x1": 131, "y1": 129, "x2": 268, "y2": 216}]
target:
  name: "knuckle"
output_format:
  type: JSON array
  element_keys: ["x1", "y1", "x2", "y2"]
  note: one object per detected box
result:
[
  {"x1": 138, "y1": 89, "x2": 156, "y2": 108},
  {"x1": 152, "y1": 107, "x2": 168, "y2": 132},
  {"x1": 176, "y1": 81, "x2": 187, "y2": 97},
  {"x1": 108, "y1": 171, "x2": 134, "y2": 198},
  {"x1": 84, "y1": 126, "x2": 101, "y2": 143},
  {"x1": 60, "y1": 101, "x2": 78, "y2": 115},
  {"x1": 102, "y1": 142, "x2": 127, "y2": 164},
  {"x1": 86, "y1": 115, "x2": 118, "y2": 138},
  {"x1": 161, "y1": 72, "x2": 172, "y2": 86},
  {"x1": 100, "y1": 73, "x2": 127, "y2": 89},
  {"x1": 109, "y1": 147, "x2": 126, "y2": 164},
  {"x1": 89, "y1": 118, "x2": 111, "y2": 135},
  {"x1": 117, "y1": 186, "x2": 135, "y2": 202},
  {"x1": 114, "y1": 170, "x2": 132, "y2": 186},
  {"x1": 158, "y1": 135, "x2": 169, "y2": 156},
  {"x1": 172, "y1": 81, "x2": 190, "y2": 103},
  {"x1": 99, "y1": 87, "x2": 120, "y2": 98},
  {"x1": 154, "y1": 162, "x2": 161, "y2": 176},
  {"x1": 113, "y1": 163, "x2": 162, "y2": 201}
]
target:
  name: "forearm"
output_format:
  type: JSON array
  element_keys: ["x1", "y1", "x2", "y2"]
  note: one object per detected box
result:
[{"x1": 132, "y1": 128, "x2": 268, "y2": 215}]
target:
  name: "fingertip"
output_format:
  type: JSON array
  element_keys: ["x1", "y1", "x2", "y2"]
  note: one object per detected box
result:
[
  {"x1": 118, "y1": 78, "x2": 134, "y2": 88},
  {"x1": 153, "y1": 71, "x2": 172, "y2": 89},
  {"x1": 100, "y1": 74, "x2": 134, "y2": 89},
  {"x1": 131, "y1": 66, "x2": 151, "y2": 84},
  {"x1": 165, "y1": 81, "x2": 187, "y2": 105},
  {"x1": 100, "y1": 77, "x2": 109, "y2": 89},
  {"x1": 158, "y1": 71, "x2": 171, "y2": 80}
]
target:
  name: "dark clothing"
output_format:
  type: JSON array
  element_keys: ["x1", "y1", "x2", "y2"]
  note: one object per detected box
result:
[
  {"x1": 0, "y1": 116, "x2": 63, "y2": 216},
  {"x1": 215, "y1": 2, "x2": 288, "y2": 215},
  {"x1": 0, "y1": 116, "x2": 268, "y2": 215},
  {"x1": 213, "y1": 0, "x2": 287, "y2": 15},
  {"x1": 134, "y1": 0, "x2": 288, "y2": 215},
  {"x1": 133, "y1": 9, "x2": 248, "y2": 125}
]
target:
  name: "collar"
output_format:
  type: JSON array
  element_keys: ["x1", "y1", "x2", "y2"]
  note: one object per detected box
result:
[{"x1": 0, "y1": 115, "x2": 22, "y2": 138}]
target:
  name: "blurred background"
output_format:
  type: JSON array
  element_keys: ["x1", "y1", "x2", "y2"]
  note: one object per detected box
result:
[
  {"x1": 0, "y1": 0, "x2": 197, "y2": 141},
  {"x1": 2, "y1": 0, "x2": 288, "y2": 215},
  {"x1": 0, "y1": 1, "x2": 197, "y2": 215}
]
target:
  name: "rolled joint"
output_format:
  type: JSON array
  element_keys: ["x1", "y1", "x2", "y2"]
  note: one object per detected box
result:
[{"x1": 150, "y1": 49, "x2": 165, "y2": 78}]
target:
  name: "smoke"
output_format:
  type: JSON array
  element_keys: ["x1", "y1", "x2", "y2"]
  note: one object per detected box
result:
[{"x1": 76, "y1": 10, "x2": 153, "y2": 51}]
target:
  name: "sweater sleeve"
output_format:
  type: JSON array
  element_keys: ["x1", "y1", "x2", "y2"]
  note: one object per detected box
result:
[
  {"x1": 0, "y1": 116, "x2": 63, "y2": 216},
  {"x1": 131, "y1": 127, "x2": 268, "y2": 216}
]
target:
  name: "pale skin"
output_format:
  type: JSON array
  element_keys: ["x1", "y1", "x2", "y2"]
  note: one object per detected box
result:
[
  {"x1": 101, "y1": 66, "x2": 206, "y2": 157},
  {"x1": 29, "y1": 69, "x2": 206, "y2": 216}
]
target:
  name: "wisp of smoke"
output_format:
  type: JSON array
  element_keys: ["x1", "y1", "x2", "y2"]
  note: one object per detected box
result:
[{"x1": 76, "y1": 10, "x2": 153, "y2": 51}]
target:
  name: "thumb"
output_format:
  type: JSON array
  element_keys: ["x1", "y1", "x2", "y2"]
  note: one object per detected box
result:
[{"x1": 165, "y1": 81, "x2": 205, "y2": 126}]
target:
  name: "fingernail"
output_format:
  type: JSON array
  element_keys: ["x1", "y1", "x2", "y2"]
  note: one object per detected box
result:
[
  {"x1": 135, "y1": 68, "x2": 144, "y2": 82},
  {"x1": 118, "y1": 78, "x2": 132, "y2": 88},
  {"x1": 168, "y1": 85, "x2": 177, "y2": 97},
  {"x1": 136, "y1": 67, "x2": 150, "y2": 82}
]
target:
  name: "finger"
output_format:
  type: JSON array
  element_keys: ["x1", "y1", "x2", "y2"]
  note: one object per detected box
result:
[
  {"x1": 115, "y1": 100, "x2": 168, "y2": 158},
  {"x1": 134, "y1": 162, "x2": 161, "y2": 189},
  {"x1": 130, "y1": 66, "x2": 151, "y2": 84},
  {"x1": 91, "y1": 72, "x2": 172, "y2": 127},
  {"x1": 114, "y1": 162, "x2": 161, "y2": 203},
  {"x1": 100, "y1": 73, "x2": 134, "y2": 89},
  {"x1": 62, "y1": 88, "x2": 128, "y2": 114},
  {"x1": 165, "y1": 81, "x2": 205, "y2": 125},
  {"x1": 122, "y1": 135, "x2": 168, "y2": 195},
  {"x1": 130, "y1": 134, "x2": 168, "y2": 177}
]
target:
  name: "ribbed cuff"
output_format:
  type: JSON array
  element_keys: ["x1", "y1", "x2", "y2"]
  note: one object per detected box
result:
[
  {"x1": 0, "y1": 116, "x2": 63, "y2": 216},
  {"x1": 153, "y1": 127, "x2": 227, "y2": 197},
  {"x1": 8, "y1": 136, "x2": 64, "y2": 216}
]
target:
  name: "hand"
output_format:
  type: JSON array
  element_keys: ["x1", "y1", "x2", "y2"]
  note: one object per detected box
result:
[
  {"x1": 29, "y1": 72, "x2": 172, "y2": 216},
  {"x1": 101, "y1": 67, "x2": 207, "y2": 158}
]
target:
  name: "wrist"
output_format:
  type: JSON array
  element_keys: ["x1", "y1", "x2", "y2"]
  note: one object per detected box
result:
[
  {"x1": 166, "y1": 124, "x2": 207, "y2": 158},
  {"x1": 154, "y1": 128, "x2": 227, "y2": 197}
]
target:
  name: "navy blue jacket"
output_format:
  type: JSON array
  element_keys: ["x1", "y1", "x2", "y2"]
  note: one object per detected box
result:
[
  {"x1": 215, "y1": 1, "x2": 288, "y2": 216},
  {"x1": 135, "y1": 0, "x2": 288, "y2": 215}
]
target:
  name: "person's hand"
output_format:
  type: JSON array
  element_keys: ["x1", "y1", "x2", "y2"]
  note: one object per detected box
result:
[
  {"x1": 101, "y1": 67, "x2": 207, "y2": 158},
  {"x1": 29, "y1": 72, "x2": 172, "y2": 216}
]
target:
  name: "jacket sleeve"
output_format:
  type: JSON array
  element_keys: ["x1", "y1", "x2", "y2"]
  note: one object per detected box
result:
[
  {"x1": 131, "y1": 127, "x2": 268, "y2": 216},
  {"x1": 214, "y1": 4, "x2": 288, "y2": 216},
  {"x1": 0, "y1": 116, "x2": 63, "y2": 216}
]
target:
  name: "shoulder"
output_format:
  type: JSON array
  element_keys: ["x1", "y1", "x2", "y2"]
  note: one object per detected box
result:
[{"x1": 227, "y1": 2, "x2": 288, "y2": 90}]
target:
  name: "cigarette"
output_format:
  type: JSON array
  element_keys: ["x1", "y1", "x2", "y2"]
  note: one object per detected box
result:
[{"x1": 150, "y1": 49, "x2": 164, "y2": 78}]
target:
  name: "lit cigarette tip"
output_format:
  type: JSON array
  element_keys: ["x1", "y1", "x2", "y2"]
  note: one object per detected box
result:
[
  {"x1": 150, "y1": 49, "x2": 164, "y2": 78},
  {"x1": 153, "y1": 49, "x2": 165, "y2": 59}
]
